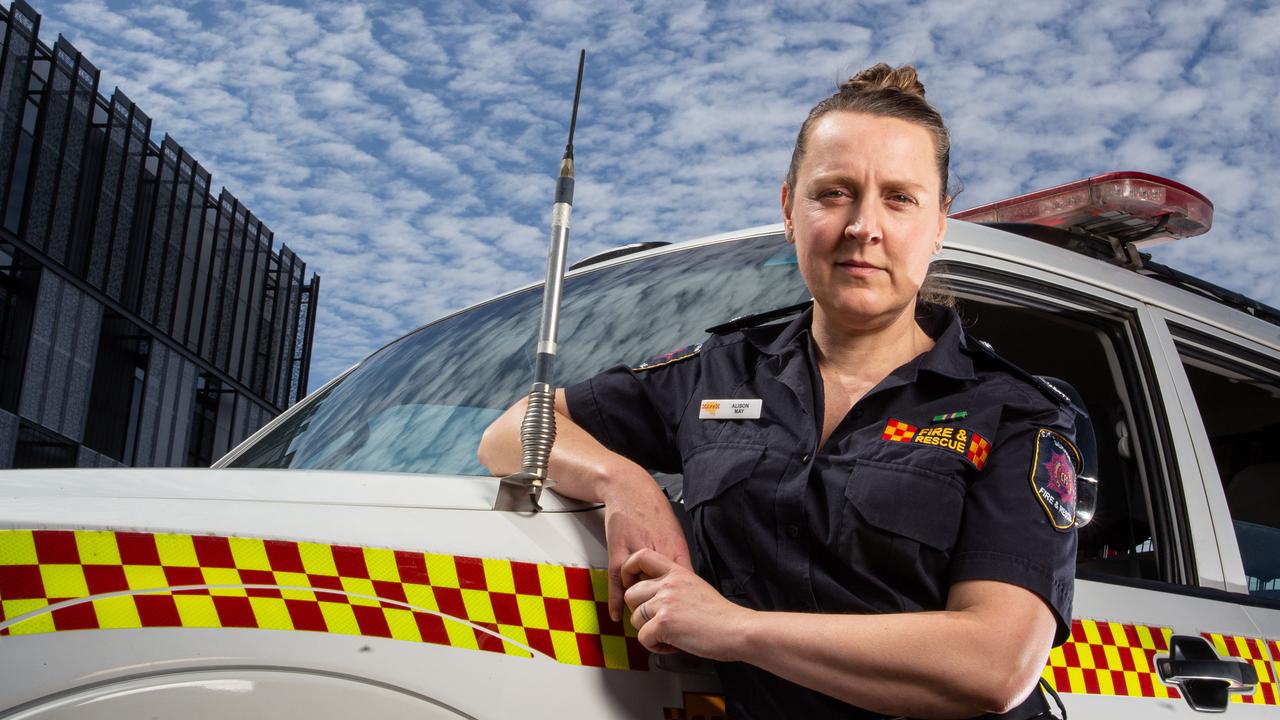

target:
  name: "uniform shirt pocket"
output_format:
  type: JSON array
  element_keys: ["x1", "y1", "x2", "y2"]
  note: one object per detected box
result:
[
  {"x1": 837, "y1": 458, "x2": 967, "y2": 612},
  {"x1": 845, "y1": 458, "x2": 965, "y2": 550},
  {"x1": 681, "y1": 443, "x2": 767, "y2": 598}
]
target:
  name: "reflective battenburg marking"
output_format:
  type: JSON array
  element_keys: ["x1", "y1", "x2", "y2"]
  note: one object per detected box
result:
[
  {"x1": 0, "y1": 530, "x2": 647, "y2": 671},
  {"x1": 1043, "y1": 620, "x2": 1280, "y2": 705},
  {"x1": 1201, "y1": 632, "x2": 1280, "y2": 705},
  {"x1": 1043, "y1": 619, "x2": 1180, "y2": 699}
]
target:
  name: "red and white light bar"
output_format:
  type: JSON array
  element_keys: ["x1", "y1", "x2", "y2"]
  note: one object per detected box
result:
[{"x1": 951, "y1": 171, "x2": 1214, "y2": 247}]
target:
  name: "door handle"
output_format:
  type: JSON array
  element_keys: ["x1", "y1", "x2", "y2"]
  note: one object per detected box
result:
[{"x1": 1156, "y1": 635, "x2": 1259, "y2": 712}]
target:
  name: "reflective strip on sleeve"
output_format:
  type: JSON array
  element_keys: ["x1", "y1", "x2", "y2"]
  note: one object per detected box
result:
[{"x1": 0, "y1": 529, "x2": 647, "y2": 671}]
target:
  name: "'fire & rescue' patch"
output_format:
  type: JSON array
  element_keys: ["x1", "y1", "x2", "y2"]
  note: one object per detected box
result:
[{"x1": 1030, "y1": 429, "x2": 1081, "y2": 532}]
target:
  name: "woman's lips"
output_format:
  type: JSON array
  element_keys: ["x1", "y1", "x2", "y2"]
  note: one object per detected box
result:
[{"x1": 836, "y1": 260, "x2": 883, "y2": 277}]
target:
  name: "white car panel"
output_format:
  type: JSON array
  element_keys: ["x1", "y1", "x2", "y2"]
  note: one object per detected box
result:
[{"x1": 5, "y1": 219, "x2": 1280, "y2": 718}]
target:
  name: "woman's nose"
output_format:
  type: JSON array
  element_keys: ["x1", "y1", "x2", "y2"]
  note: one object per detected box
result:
[{"x1": 845, "y1": 198, "x2": 883, "y2": 244}]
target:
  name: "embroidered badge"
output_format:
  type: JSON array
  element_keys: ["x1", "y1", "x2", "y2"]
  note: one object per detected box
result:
[
  {"x1": 881, "y1": 418, "x2": 991, "y2": 470},
  {"x1": 1030, "y1": 428, "x2": 1082, "y2": 532},
  {"x1": 633, "y1": 343, "x2": 701, "y2": 372}
]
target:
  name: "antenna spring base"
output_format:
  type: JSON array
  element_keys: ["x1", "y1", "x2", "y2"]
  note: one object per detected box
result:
[{"x1": 519, "y1": 382, "x2": 557, "y2": 479}]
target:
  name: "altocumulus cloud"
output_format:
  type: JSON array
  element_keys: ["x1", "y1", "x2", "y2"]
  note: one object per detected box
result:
[{"x1": 36, "y1": 0, "x2": 1280, "y2": 390}]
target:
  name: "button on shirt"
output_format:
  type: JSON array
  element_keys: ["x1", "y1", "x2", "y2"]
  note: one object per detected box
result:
[{"x1": 565, "y1": 305, "x2": 1080, "y2": 720}]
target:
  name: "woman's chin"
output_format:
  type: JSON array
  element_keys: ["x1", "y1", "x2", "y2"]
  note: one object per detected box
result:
[{"x1": 818, "y1": 297, "x2": 911, "y2": 330}]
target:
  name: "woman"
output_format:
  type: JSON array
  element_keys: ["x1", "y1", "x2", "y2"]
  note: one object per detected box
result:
[{"x1": 479, "y1": 64, "x2": 1081, "y2": 719}]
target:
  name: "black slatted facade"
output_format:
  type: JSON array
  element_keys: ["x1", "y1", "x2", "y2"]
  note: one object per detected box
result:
[{"x1": 0, "y1": 1, "x2": 319, "y2": 469}]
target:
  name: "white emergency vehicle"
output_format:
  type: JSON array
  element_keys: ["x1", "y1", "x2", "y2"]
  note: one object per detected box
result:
[{"x1": 1, "y1": 172, "x2": 1278, "y2": 718}]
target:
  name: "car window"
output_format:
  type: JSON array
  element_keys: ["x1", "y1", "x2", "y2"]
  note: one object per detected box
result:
[
  {"x1": 1173, "y1": 329, "x2": 1280, "y2": 600},
  {"x1": 227, "y1": 234, "x2": 811, "y2": 474},
  {"x1": 943, "y1": 268, "x2": 1181, "y2": 585}
]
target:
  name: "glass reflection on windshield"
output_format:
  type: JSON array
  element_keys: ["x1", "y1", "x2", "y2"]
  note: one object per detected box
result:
[{"x1": 229, "y1": 234, "x2": 808, "y2": 475}]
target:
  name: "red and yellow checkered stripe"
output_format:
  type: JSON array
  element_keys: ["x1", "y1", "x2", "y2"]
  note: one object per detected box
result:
[
  {"x1": 882, "y1": 419, "x2": 917, "y2": 442},
  {"x1": 965, "y1": 434, "x2": 991, "y2": 470},
  {"x1": 1043, "y1": 619, "x2": 1180, "y2": 699},
  {"x1": 0, "y1": 529, "x2": 646, "y2": 671},
  {"x1": 1043, "y1": 619, "x2": 1280, "y2": 704},
  {"x1": 1202, "y1": 632, "x2": 1280, "y2": 705}
]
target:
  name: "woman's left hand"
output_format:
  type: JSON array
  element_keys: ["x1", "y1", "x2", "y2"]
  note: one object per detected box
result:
[{"x1": 621, "y1": 548, "x2": 754, "y2": 660}]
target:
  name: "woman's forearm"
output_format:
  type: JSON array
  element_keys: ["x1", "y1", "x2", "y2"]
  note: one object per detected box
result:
[
  {"x1": 728, "y1": 581, "x2": 1055, "y2": 718},
  {"x1": 477, "y1": 390, "x2": 652, "y2": 503}
]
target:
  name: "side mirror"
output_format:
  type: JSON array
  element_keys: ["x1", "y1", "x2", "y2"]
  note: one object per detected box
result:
[{"x1": 1074, "y1": 474, "x2": 1098, "y2": 528}]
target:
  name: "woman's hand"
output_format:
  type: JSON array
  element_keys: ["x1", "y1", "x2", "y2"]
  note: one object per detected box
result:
[
  {"x1": 601, "y1": 479, "x2": 693, "y2": 622},
  {"x1": 621, "y1": 548, "x2": 753, "y2": 660}
]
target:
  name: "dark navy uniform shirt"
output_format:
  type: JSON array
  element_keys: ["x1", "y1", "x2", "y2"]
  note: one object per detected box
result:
[{"x1": 565, "y1": 304, "x2": 1080, "y2": 720}]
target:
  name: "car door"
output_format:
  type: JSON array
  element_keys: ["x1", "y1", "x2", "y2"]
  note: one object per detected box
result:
[
  {"x1": 943, "y1": 223, "x2": 1271, "y2": 717},
  {"x1": 1147, "y1": 308, "x2": 1280, "y2": 715}
]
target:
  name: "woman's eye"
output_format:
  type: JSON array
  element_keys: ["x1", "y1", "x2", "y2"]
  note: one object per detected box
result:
[{"x1": 889, "y1": 193, "x2": 917, "y2": 205}]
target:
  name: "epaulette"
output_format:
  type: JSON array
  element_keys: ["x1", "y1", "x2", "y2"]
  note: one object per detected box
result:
[
  {"x1": 705, "y1": 300, "x2": 813, "y2": 335},
  {"x1": 967, "y1": 337, "x2": 1082, "y2": 412},
  {"x1": 633, "y1": 343, "x2": 702, "y2": 372}
]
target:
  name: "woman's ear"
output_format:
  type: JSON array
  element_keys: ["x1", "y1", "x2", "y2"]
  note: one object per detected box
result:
[
  {"x1": 935, "y1": 199, "x2": 949, "y2": 249},
  {"x1": 781, "y1": 183, "x2": 795, "y2": 244}
]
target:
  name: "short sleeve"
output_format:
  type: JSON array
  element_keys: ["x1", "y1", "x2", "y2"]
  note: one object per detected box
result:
[
  {"x1": 948, "y1": 386, "x2": 1080, "y2": 646},
  {"x1": 563, "y1": 351, "x2": 702, "y2": 474}
]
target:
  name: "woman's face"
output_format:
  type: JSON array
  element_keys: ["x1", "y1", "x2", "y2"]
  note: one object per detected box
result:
[{"x1": 782, "y1": 111, "x2": 947, "y2": 331}]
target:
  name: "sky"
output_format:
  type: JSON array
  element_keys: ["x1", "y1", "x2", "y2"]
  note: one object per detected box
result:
[{"x1": 31, "y1": 0, "x2": 1280, "y2": 392}]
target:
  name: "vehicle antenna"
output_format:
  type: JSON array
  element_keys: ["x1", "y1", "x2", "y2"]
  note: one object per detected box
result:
[{"x1": 497, "y1": 49, "x2": 586, "y2": 513}]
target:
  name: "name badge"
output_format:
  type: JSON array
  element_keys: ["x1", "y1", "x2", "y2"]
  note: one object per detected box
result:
[{"x1": 699, "y1": 399, "x2": 763, "y2": 420}]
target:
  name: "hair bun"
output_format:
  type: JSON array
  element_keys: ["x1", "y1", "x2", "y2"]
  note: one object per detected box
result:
[{"x1": 841, "y1": 63, "x2": 926, "y2": 99}]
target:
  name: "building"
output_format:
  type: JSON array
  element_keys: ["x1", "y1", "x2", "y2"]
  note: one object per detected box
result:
[{"x1": 0, "y1": 0, "x2": 319, "y2": 469}]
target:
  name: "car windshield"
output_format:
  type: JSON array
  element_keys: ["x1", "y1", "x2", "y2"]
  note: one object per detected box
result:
[{"x1": 227, "y1": 233, "x2": 810, "y2": 475}]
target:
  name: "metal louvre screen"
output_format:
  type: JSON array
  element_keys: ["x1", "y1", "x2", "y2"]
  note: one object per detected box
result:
[
  {"x1": 227, "y1": 215, "x2": 255, "y2": 382},
  {"x1": 215, "y1": 203, "x2": 247, "y2": 373},
  {"x1": 88, "y1": 96, "x2": 127, "y2": 292},
  {"x1": 239, "y1": 225, "x2": 270, "y2": 387},
  {"x1": 0, "y1": 3, "x2": 37, "y2": 223},
  {"x1": 0, "y1": 2, "x2": 319, "y2": 466},
  {"x1": 286, "y1": 256, "x2": 307, "y2": 404},
  {"x1": 143, "y1": 138, "x2": 179, "y2": 327},
  {"x1": 199, "y1": 191, "x2": 231, "y2": 364},
  {"x1": 167, "y1": 154, "x2": 202, "y2": 342},
  {"x1": 110, "y1": 99, "x2": 147, "y2": 298},
  {"x1": 45, "y1": 40, "x2": 96, "y2": 270},
  {"x1": 107, "y1": 99, "x2": 147, "y2": 300},
  {"x1": 22, "y1": 44, "x2": 68, "y2": 257},
  {"x1": 270, "y1": 246, "x2": 297, "y2": 408}
]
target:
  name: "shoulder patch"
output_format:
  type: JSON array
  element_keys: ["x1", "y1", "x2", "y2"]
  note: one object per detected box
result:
[
  {"x1": 1030, "y1": 428, "x2": 1082, "y2": 532},
  {"x1": 881, "y1": 418, "x2": 993, "y2": 469},
  {"x1": 632, "y1": 343, "x2": 702, "y2": 372}
]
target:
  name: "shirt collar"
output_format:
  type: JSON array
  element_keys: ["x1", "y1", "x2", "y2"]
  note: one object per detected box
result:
[{"x1": 741, "y1": 302, "x2": 976, "y2": 382}]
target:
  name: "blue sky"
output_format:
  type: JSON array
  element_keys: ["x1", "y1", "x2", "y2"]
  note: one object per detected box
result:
[{"x1": 34, "y1": 0, "x2": 1280, "y2": 391}]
